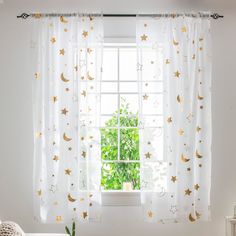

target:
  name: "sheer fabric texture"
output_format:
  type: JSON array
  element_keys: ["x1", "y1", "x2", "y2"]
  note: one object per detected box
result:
[
  {"x1": 32, "y1": 15, "x2": 103, "y2": 223},
  {"x1": 137, "y1": 14, "x2": 212, "y2": 223}
]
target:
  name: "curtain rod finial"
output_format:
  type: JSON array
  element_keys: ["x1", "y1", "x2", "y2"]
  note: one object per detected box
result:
[{"x1": 17, "y1": 13, "x2": 30, "y2": 19}]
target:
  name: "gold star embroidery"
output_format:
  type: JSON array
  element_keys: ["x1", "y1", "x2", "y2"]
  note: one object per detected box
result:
[
  {"x1": 36, "y1": 132, "x2": 42, "y2": 138},
  {"x1": 173, "y1": 39, "x2": 179, "y2": 46},
  {"x1": 194, "y1": 184, "x2": 200, "y2": 191},
  {"x1": 167, "y1": 117, "x2": 173, "y2": 123},
  {"x1": 185, "y1": 189, "x2": 192, "y2": 196},
  {"x1": 74, "y1": 65, "x2": 78, "y2": 71},
  {"x1": 34, "y1": 73, "x2": 40, "y2": 79},
  {"x1": 59, "y1": 49, "x2": 65, "y2": 55},
  {"x1": 174, "y1": 70, "x2": 181, "y2": 78},
  {"x1": 143, "y1": 94, "x2": 149, "y2": 100},
  {"x1": 82, "y1": 31, "x2": 88, "y2": 38},
  {"x1": 166, "y1": 59, "x2": 170, "y2": 64},
  {"x1": 177, "y1": 95, "x2": 183, "y2": 104},
  {"x1": 196, "y1": 126, "x2": 201, "y2": 132},
  {"x1": 52, "y1": 96, "x2": 57, "y2": 103},
  {"x1": 171, "y1": 176, "x2": 177, "y2": 183},
  {"x1": 87, "y1": 48, "x2": 92, "y2": 54},
  {"x1": 187, "y1": 167, "x2": 191, "y2": 171},
  {"x1": 56, "y1": 216, "x2": 62, "y2": 222},
  {"x1": 61, "y1": 108, "x2": 68, "y2": 115},
  {"x1": 141, "y1": 34, "x2": 148, "y2": 41},
  {"x1": 81, "y1": 90, "x2": 87, "y2": 97},
  {"x1": 53, "y1": 155, "x2": 59, "y2": 161},
  {"x1": 82, "y1": 211, "x2": 88, "y2": 219},
  {"x1": 181, "y1": 26, "x2": 187, "y2": 32},
  {"x1": 37, "y1": 189, "x2": 42, "y2": 196},
  {"x1": 82, "y1": 151, "x2": 86, "y2": 158},
  {"x1": 50, "y1": 37, "x2": 56, "y2": 44},
  {"x1": 65, "y1": 169, "x2": 72, "y2": 175},
  {"x1": 178, "y1": 128, "x2": 184, "y2": 136},
  {"x1": 147, "y1": 211, "x2": 153, "y2": 218},
  {"x1": 145, "y1": 152, "x2": 152, "y2": 159}
]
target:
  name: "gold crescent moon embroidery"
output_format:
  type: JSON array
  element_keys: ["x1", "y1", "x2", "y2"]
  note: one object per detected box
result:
[
  {"x1": 68, "y1": 193, "x2": 76, "y2": 202},
  {"x1": 181, "y1": 154, "x2": 190, "y2": 162},
  {"x1": 87, "y1": 72, "x2": 94, "y2": 81},
  {"x1": 173, "y1": 39, "x2": 179, "y2": 46},
  {"x1": 60, "y1": 73, "x2": 70, "y2": 83},
  {"x1": 189, "y1": 213, "x2": 196, "y2": 222},
  {"x1": 177, "y1": 95, "x2": 183, "y2": 103},
  {"x1": 196, "y1": 211, "x2": 201, "y2": 219},
  {"x1": 60, "y1": 16, "x2": 68, "y2": 23},
  {"x1": 196, "y1": 150, "x2": 203, "y2": 158},
  {"x1": 198, "y1": 93, "x2": 204, "y2": 100},
  {"x1": 63, "y1": 133, "x2": 72, "y2": 141}
]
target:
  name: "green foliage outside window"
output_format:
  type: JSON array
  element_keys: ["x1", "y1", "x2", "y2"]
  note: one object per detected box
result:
[{"x1": 101, "y1": 100, "x2": 140, "y2": 190}]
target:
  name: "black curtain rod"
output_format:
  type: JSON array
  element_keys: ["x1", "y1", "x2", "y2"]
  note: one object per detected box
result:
[{"x1": 17, "y1": 12, "x2": 224, "y2": 20}]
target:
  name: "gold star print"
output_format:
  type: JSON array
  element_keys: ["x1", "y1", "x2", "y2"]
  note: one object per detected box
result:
[
  {"x1": 35, "y1": 131, "x2": 42, "y2": 138},
  {"x1": 74, "y1": 65, "x2": 78, "y2": 71},
  {"x1": 34, "y1": 73, "x2": 39, "y2": 79},
  {"x1": 59, "y1": 49, "x2": 65, "y2": 55},
  {"x1": 50, "y1": 37, "x2": 56, "y2": 44},
  {"x1": 143, "y1": 94, "x2": 149, "y2": 100},
  {"x1": 82, "y1": 211, "x2": 88, "y2": 219},
  {"x1": 166, "y1": 59, "x2": 170, "y2": 64},
  {"x1": 65, "y1": 169, "x2": 72, "y2": 175},
  {"x1": 185, "y1": 189, "x2": 192, "y2": 196},
  {"x1": 56, "y1": 216, "x2": 62, "y2": 222},
  {"x1": 81, "y1": 90, "x2": 87, "y2": 97},
  {"x1": 61, "y1": 108, "x2": 68, "y2": 115},
  {"x1": 196, "y1": 126, "x2": 201, "y2": 132},
  {"x1": 52, "y1": 96, "x2": 57, "y2": 103},
  {"x1": 87, "y1": 48, "x2": 92, "y2": 54},
  {"x1": 145, "y1": 152, "x2": 152, "y2": 159},
  {"x1": 82, "y1": 31, "x2": 88, "y2": 38},
  {"x1": 53, "y1": 155, "x2": 59, "y2": 161},
  {"x1": 181, "y1": 26, "x2": 187, "y2": 32},
  {"x1": 178, "y1": 128, "x2": 184, "y2": 136},
  {"x1": 171, "y1": 176, "x2": 177, "y2": 183},
  {"x1": 147, "y1": 211, "x2": 153, "y2": 218},
  {"x1": 174, "y1": 70, "x2": 181, "y2": 78},
  {"x1": 37, "y1": 189, "x2": 42, "y2": 196},
  {"x1": 167, "y1": 117, "x2": 173, "y2": 123},
  {"x1": 194, "y1": 184, "x2": 200, "y2": 190},
  {"x1": 141, "y1": 34, "x2": 148, "y2": 41},
  {"x1": 82, "y1": 151, "x2": 86, "y2": 158}
]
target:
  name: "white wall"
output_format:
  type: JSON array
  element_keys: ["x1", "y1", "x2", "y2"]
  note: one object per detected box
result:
[{"x1": 0, "y1": 1, "x2": 236, "y2": 236}]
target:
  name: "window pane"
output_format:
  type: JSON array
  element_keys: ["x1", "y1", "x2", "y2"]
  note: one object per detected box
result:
[
  {"x1": 101, "y1": 94, "x2": 118, "y2": 115},
  {"x1": 103, "y1": 48, "x2": 118, "y2": 81},
  {"x1": 120, "y1": 82, "x2": 138, "y2": 93},
  {"x1": 120, "y1": 48, "x2": 137, "y2": 81},
  {"x1": 101, "y1": 115, "x2": 118, "y2": 127},
  {"x1": 120, "y1": 128, "x2": 139, "y2": 161},
  {"x1": 101, "y1": 163, "x2": 140, "y2": 190},
  {"x1": 120, "y1": 95, "x2": 138, "y2": 115},
  {"x1": 120, "y1": 115, "x2": 138, "y2": 127},
  {"x1": 101, "y1": 82, "x2": 118, "y2": 93},
  {"x1": 101, "y1": 128, "x2": 118, "y2": 160}
]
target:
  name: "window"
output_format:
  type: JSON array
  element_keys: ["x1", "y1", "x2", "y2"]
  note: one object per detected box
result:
[{"x1": 101, "y1": 44, "x2": 164, "y2": 193}]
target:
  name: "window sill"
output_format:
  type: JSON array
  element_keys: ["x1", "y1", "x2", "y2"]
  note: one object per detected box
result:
[{"x1": 102, "y1": 191, "x2": 141, "y2": 206}]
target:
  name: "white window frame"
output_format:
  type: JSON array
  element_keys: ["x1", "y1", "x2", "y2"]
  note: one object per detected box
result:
[{"x1": 101, "y1": 39, "x2": 164, "y2": 206}]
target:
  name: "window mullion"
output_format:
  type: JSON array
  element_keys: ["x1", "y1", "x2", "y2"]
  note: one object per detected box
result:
[{"x1": 117, "y1": 48, "x2": 121, "y2": 162}]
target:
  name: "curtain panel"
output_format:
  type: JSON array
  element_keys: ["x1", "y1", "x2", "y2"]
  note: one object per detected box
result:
[
  {"x1": 32, "y1": 15, "x2": 103, "y2": 223},
  {"x1": 137, "y1": 13, "x2": 212, "y2": 223}
]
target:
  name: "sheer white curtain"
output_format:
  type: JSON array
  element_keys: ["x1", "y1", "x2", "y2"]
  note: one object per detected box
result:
[
  {"x1": 32, "y1": 14, "x2": 103, "y2": 223},
  {"x1": 137, "y1": 13, "x2": 212, "y2": 223}
]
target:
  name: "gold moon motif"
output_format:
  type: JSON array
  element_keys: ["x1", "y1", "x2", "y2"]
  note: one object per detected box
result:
[
  {"x1": 60, "y1": 16, "x2": 68, "y2": 23},
  {"x1": 198, "y1": 93, "x2": 204, "y2": 100},
  {"x1": 173, "y1": 39, "x2": 179, "y2": 46},
  {"x1": 68, "y1": 193, "x2": 76, "y2": 202},
  {"x1": 189, "y1": 213, "x2": 196, "y2": 222},
  {"x1": 60, "y1": 73, "x2": 69, "y2": 83},
  {"x1": 87, "y1": 72, "x2": 94, "y2": 81},
  {"x1": 196, "y1": 150, "x2": 203, "y2": 158},
  {"x1": 63, "y1": 133, "x2": 72, "y2": 141},
  {"x1": 181, "y1": 154, "x2": 190, "y2": 162},
  {"x1": 177, "y1": 95, "x2": 183, "y2": 103}
]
